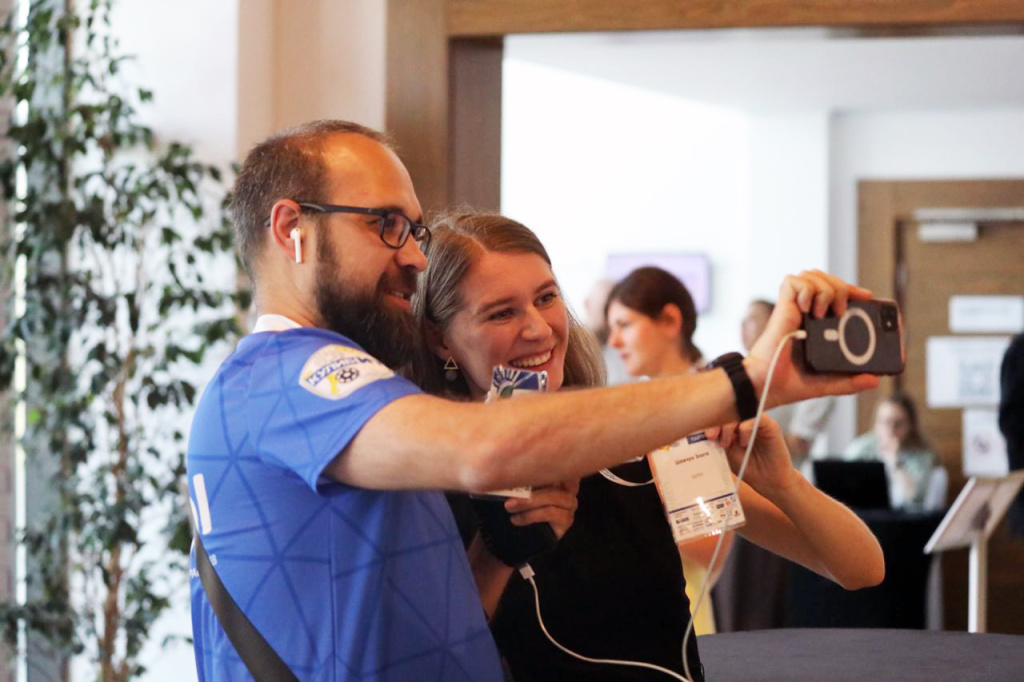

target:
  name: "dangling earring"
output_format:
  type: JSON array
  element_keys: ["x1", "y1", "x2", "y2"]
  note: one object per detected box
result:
[{"x1": 444, "y1": 357, "x2": 459, "y2": 382}]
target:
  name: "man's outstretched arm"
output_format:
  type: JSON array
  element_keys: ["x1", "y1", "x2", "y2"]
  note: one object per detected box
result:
[{"x1": 329, "y1": 271, "x2": 880, "y2": 492}]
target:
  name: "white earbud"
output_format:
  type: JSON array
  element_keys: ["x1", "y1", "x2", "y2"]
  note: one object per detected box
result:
[{"x1": 290, "y1": 228, "x2": 302, "y2": 264}]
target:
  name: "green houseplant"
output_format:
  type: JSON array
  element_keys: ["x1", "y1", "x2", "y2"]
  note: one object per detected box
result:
[{"x1": 0, "y1": 0, "x2": 243, "y2": 678}]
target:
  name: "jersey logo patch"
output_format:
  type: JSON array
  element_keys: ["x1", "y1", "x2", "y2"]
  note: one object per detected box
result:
[{"x1": 299, "y1": 345, "x2": 394, "y2": 400}]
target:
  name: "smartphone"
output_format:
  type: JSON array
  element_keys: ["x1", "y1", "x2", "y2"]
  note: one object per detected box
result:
[{"x1": 794, "y1": 299, "x2": 905, "y2": 375}]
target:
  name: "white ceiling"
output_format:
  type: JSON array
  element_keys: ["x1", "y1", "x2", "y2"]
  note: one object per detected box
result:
[{"x1": 506, "y1": 28, "x2": 1024, "y2": 112}]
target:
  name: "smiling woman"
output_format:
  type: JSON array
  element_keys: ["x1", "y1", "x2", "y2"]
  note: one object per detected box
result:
[
  {"x1": 407, "y1": 210, "x2": 712, "y2": 681},
  {"x1": 410, "y1": 210, "x2": 604, "y2": 397},
  {"x1": 434, "y1": 249, "x2": 569, "y2": 395}
]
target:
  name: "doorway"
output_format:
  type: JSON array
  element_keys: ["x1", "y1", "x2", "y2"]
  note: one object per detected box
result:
[{"x1": 859, "y1": 178, "x2": 1024, "y2": 632}]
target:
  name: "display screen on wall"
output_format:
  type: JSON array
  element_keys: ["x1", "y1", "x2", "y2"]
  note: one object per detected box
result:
[{"x1": 606, "y1": 253, "x2": 711, "y2": 313}]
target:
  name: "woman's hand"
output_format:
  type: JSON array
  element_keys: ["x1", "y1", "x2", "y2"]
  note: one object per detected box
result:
[
  {"x1": 710, "y1": 415, "x2": 886, "y2": 590},
  {"x1": 746, "y1": 270, "x2": 879, "y2": 408},
  {"x1": 504, "y1": 479, "x2": 580, "y2": 539},
  {"x1": 707, "y1": 416, "x2": 798, "y2": 498}
]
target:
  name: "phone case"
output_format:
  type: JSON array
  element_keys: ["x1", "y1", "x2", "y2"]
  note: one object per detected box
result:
[{"x1": 795, "y1": 299, "x2": 905, "y2": 375}]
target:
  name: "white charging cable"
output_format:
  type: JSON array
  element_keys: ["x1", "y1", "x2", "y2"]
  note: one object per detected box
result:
[
  {"x1": 519, "y1": 563, "x2": 691, "y2": 681},
  {"x1": 519, "y1": 330, "x2": 807, "y2": 682},
  {"x1": 680, "y1": 329, "x2": 807, "y2": 682},
  {"x1": 598, "y1": 468, "x2": 653, "y2": 487}
]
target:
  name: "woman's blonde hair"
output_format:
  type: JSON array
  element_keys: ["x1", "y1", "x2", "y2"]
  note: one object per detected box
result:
[{"x1": 409, "y1": 209, "x2": 606, "y2": 397}]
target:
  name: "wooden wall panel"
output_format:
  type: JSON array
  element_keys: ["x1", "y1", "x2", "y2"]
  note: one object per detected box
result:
[
  {"x1": 449, "y1": 38, "x2": 503, "y2": 212},
  {"x1": 856, "y1": 179, "x2": 1024, "y2": 432},
  {"x1": 857, "y1": 181, "x2": 901, "y2": 432},
  {"x1": 387, "y1": 3, "x2": 503, "y2": 216},
  {"x1": 448, "y1": 0, "x2": 1024, "y2": 37},
  {"x1": 387, "y1": 0, "x2": 450, "y2": 215},
  {"x1": 857, "y1": 179, "x2": 1024, "y2": 633}
]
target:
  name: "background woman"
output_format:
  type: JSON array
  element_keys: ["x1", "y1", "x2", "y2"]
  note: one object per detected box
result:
[
  {"x1": 412, "y1": 210, "x2": 884, "y2": 681},
  {"x1": 844, "y1": 392, "x2": 940, "y2": 511},
  {"x1": 604, "y1": 266, "x2": 733, "y2": 635}
]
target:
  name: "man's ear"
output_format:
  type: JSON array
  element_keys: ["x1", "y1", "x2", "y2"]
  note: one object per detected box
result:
[
  {"x1": 423, "y1": 322, "x2": 451, "y2": 361},
  {"x1": 269, "y1": 199, "x2": 305, "y2": 262},
  {"x1": 658, "y1": 303, "x2": 683, "y2": 338}
]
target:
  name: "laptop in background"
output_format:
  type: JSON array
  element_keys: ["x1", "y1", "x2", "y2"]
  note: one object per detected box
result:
[{"x1": 812, "y1": 459, "x2": 890, "y2": 510}]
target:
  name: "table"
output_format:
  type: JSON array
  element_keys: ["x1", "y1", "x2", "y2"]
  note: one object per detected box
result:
[
  {"x1": 786, "y1": 509, "x2": 944, "y2": 629},
  {"x1": 699, "y1": 629, "x2": 1024, "y2": 681}
]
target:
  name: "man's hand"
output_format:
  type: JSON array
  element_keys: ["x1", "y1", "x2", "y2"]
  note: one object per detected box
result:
[
  {"x1": 746, "y1": 270, "x2": 880, "y2": 407},
  {"x1": 708, "y1": 416, "x2": 798, "y2": 498},
  {"x1": 504, "y1": 479, "x2": 580, "y2": 539}
]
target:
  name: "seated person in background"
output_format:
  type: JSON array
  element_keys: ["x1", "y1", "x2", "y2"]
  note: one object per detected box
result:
[
  {"x1": 742, "y1": 298, "x2": 836, "y2": 465},
  {"x1": 605, "y1": 266, "x2": 733, "y2": 635},
  {"x1": 844, "y1": 392, "x2": 939, "y2": 511}
]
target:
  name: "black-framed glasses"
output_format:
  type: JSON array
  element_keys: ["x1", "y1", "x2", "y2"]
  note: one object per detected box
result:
[{"x1": 296, "y1": 202, "x2": 431, "y2": 250}]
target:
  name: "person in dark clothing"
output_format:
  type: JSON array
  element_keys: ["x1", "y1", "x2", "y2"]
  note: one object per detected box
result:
[
  {"x1": 999, "y1": 334, "x2": 1024, "y2": 536},
  {"x1": 411, "y1": 209, "x2": 886, "y2": 681},
  {"x1": 605, "y1": 267, "x2": 733, "y2": 635}
]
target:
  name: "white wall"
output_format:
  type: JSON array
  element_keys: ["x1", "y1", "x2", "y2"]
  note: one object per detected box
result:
[
  {"x1": 502, "y1": 58, "x2": 838, "y2": 361},
  {"x1": 504, "y1": 53, "x2": 1024, "y2": 456},
  {"x1": 502, "y1": 58, "x2": 753, "y2": 360},
  {"x1": 115, "y1": 0, "x2": 239, "y2": 166},
  {"x1": 827, "y1": 108, "x2": 1024, "y2": 451},
  {"x1": 748, "y1": 112, "x2": 830, "y2": 299}
]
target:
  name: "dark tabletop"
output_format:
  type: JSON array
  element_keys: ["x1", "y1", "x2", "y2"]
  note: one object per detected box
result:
[{"x1": 699, "y1": 628, "x2": 1024, "y2": 681}]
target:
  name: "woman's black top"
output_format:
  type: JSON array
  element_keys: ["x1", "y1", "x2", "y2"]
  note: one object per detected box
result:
[{"x1": 448, "y1": 459, "x2": 705, "y2": 681}]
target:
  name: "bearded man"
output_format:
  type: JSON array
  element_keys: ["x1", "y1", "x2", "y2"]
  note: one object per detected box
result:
[{"x1": 187, "y1": 120, "x2": 880, "y2": 681}]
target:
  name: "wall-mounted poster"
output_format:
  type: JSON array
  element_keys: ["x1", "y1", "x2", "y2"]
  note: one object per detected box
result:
[
  {"x1": 949, "y1": 295, "x2": 1024, "y2": 334},
  {"x1": 963, "y1": 408, "x2": 1009, "y2": 477},
  {"x1": 606, "y1": 253, "x2": 711, "y2": 313},
  {"x1": 926, "y1": 336, "x2": 1011, "y2": 408}
]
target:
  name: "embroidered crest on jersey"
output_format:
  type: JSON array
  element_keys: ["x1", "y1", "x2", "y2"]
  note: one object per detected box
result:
[{"x1": 299, "y1": 345, "x2": 394, "y2": 400}]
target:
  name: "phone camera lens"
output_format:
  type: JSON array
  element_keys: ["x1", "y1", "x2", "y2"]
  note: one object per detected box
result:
[{"x1": 880, "y1": 304, "x2": 898, "y2": 331}]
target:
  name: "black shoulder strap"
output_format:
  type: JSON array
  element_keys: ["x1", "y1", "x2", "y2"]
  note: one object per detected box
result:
[{"x1": 194, "y1": 535, "x2": 298, "y2": 681}]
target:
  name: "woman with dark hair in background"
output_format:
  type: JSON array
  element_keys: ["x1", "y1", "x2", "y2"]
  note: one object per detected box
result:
[
  {"x1": 604, "y1": 267, "x2": 732, "y2": 635},
  {"x1": 411, "y1": 211, "x2": 884, "y2": 681},
  {"x1": 845, "y1": 392, "x2": 940, "y2": 511},
  {"x1": 606, "y1": 267, "x2": 703, "y2": 375}
]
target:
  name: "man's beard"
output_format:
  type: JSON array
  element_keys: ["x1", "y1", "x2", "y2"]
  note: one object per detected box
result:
[{"x1": 314, "y1": 234, "x2": 421, "y2": 369}]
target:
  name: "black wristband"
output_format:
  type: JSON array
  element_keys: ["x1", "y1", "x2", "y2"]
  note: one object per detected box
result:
[{"x1": 707, "y1": 352, "x2": 759, "y2": 422}]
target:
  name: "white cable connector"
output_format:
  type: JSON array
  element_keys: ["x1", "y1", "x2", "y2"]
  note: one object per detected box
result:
[{"x1": 681, "y1": 329, "x2": 806, "y2": 682}]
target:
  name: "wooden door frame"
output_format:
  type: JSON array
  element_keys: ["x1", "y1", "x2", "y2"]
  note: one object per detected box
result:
[
  {"x1": 857, "y1": 179, "x2": 1024, "y2": 433},
  {"x1": 859, "y1": 178, "x2": 1024, "y2": 632},
  {"x1": 386, "y1": 0, "x2": 1024, "y2": 215}
]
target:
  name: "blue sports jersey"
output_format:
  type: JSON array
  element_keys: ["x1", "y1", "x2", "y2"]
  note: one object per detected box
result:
[{"x1": 187, "y1": 327, "x2": 502, "y2": 681}]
